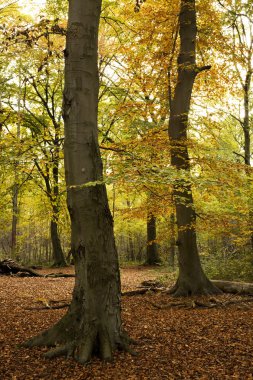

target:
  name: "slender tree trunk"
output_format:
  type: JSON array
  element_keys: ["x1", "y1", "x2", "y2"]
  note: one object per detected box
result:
[
  {"x1": 128, "y1": 236, "x2": 135, "y2": 261},
  {"x1": 49, "y1": 206, "x2": 66, "y2": 267},
  {"x1": 50, "y1": 216, "x2": 66, "y2": 267},
  {"x1": 126, "y1": 200, "x2": 135, "y2": 261},
  {"x1": 50, "y1": 149, "x2": 67, "y2": 267},
  {"x1": 242, "y1": 70, "x2": 253, "y2": 250},
  {"x1": 24, "y1": 0, "x2": 131, "y2": 363},
  {"x1": 168, "y1": 212, "x2": 176, "y2": 269},
  {"x1": 168, "y1": 0, "x2": 220, "y2": 296},
  {"x1": 11, "y1": 67, "x2": 22, "y2": 260},
  {"x1": 243, "y1": 70, "x2": 251, "y2": 167},
  {"x1": 11, "y1": 169, "x2": 21, "y2": 260},
  {"x1": 35, "y1": 161, "x2": 66, "y2": 267},
  {"x1": 146, "y1": 213, "x2": 160, "y2": 265},
  {"x1": 11, "y1": 182, "x2": 18, "y2": 258}
]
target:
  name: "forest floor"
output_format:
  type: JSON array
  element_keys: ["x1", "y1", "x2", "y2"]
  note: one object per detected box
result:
[{"x1": 0, "y1": 266, "x2": 253, "y2": 380}]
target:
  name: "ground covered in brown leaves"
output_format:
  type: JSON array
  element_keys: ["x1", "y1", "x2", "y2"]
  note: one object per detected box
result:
[{"x1": 1, "y1": 266, "x2": 253, "y2": 379}]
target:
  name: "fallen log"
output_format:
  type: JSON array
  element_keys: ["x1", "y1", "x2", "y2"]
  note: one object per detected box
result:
[
  {"x1": 0, "y1": 259, "x2": 75, "y2": 278},
  {"x1": 212, "y1": 280, "x2": 253, "y2": 295},
  {"x1": 0, "y1": 259, "x2": 42, "y2": 277}
]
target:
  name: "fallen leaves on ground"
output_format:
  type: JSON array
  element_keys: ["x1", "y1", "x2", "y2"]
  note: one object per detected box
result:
[{"x1": 0, "y1": 266, "x2": 253, "y2": 379}]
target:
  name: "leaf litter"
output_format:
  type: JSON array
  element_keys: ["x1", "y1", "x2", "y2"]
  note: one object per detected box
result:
[{"x1": 0, "y1": 266, "x2": 253, "y2": 379}]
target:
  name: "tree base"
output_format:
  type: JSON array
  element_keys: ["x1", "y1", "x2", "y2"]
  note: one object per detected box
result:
[
  {"x1": 168, "y1": 277, "x2": 223, "y2": 297},
  {"x1": 22, "y1": 312, "x2": 135, "y2": 363}
]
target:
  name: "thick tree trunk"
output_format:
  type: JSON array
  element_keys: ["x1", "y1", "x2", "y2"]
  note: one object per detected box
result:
[
  {"x1": 168, "y1": 0, "x2": 220, "y2": 296},
  {"x1": 146, "y1": 214, "x2": 160, "y2": 265},
  {"x1": 23, "y1": 0, "x2": 131, "y2": 363}
]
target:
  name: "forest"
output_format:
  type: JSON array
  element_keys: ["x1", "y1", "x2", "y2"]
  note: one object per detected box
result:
[{"x1": 0, "y1": 0, "x2": 253, "y2": 378}]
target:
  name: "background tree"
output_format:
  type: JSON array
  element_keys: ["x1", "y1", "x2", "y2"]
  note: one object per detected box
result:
[
  {"x1": 21, "y1": 24, "x2": 67, "y2": 266},
  {"x1": 168, "y1": 0, "x2": 221, "y2": 296}
]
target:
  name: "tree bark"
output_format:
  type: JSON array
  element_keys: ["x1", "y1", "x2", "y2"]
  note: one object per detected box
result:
[
  {"x1": 50, "y1": 218, "x2": 66, "y2": 267},
  {"x1": 0, "y1": 259, "x2": 42, "y2": 277},
  {"x1": 11, "y1": 182, "x2": 18, "y2": 258},
  {"x1": 212, "y1": 280, "x2": 253, "y2": 295},
  {"x1": 168, "y1": 212, "x2": 176, "y2": 269},
  {"x1": 242, "y1": 70, "x2": 253, "y2": 250},
  {"x1": 23, "y1": 0, "x2": 131, "y2": 363},
  {"x1": 34, "y1": 162, "x2": 66, "y2": 267},
  {"x1": 146, "y1": 213, "x2": 160, "y2": 265},
  {"x1": 168, "y1": 0, "x2": 220, "y2": 296}
]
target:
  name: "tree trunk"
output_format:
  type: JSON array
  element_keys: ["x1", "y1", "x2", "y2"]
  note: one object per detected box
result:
[
  {"x1": 126, "y1": 200, "x2": 135, "y2": 261},
  {"x1": 242, "y1": 70, "x2": 253, "y2": 251},
  {"x1": 146, "y1": 213, "x2": 160, "y2": 265},
  {"x1": 23, "y1": 0, "x2": 131, "y2": 363},
  {"x1": 50, "y1": 218, "x2": 67, "y2": 267},
  {"x1": 11, "y1": 183, "x2": 18, "y2": 259},
  {"x1": 128, "y1": 236, "x2": 135, "y2": 261},
  {"x1": 168, "y1": 0, "x2": 220, "y2": 296},
  {"x1": 35, "y1": 162, "x2": 66, "y2": 267},
  {"x1": 168, "y1": 212, "x2": 176, "y2": 269}
]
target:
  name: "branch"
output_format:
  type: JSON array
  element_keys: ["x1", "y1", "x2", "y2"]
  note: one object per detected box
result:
[
  {"x1": 233, "y1": 151, "x2": 245, "y2": 160},
  {"x1": 196, "y1": 65, "x2": 212, "y2": 74}
]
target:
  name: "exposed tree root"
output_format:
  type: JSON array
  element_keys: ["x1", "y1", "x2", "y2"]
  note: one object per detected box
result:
[
  {"x1": 44, "y1": 343, "x2": 74, "y2": 359},
  {"x1": 44, "y1": 273, "x2": 75, "y2": 278},
  {"x1": 23, "y1": 314, "x2": 134, "y2": 363},
  {"x1": 122, "y1": 288, "x2": 163, "y2": 296},
  {"x1": 149, "y1": 296, "x2": 253, "y2": 310},
  {"x1": 125, "y1": 279, "x2": 253, "y2": 298},
  {"x1": 141, "y1": 280, "x2": 163, "y2": 288},
  {"x1": 26, "y1": 303, "x2": 70, "y2": 311},
  {"x1": 23, "y1": 314, "x2": 73, "y2": 348},
  {"x1": 167, "y1": 278, "x2": 222, "y2": 297}
]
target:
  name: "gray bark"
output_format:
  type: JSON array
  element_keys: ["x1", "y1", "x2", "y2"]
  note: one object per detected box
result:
[
  {"x1": 168, "y1": 0, "x2": 221, "y2": 296},
  {"x1": 23, "y1": 0, "x2": 131, "y2": 363}
]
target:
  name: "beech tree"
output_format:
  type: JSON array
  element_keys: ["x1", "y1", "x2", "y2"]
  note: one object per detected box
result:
[
  {"x1": 24, "y1": 0, "x2": 131, "y2": 362},
  {"x1": 168, "y1": 0, "x2": 221, "y2": 296}
]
